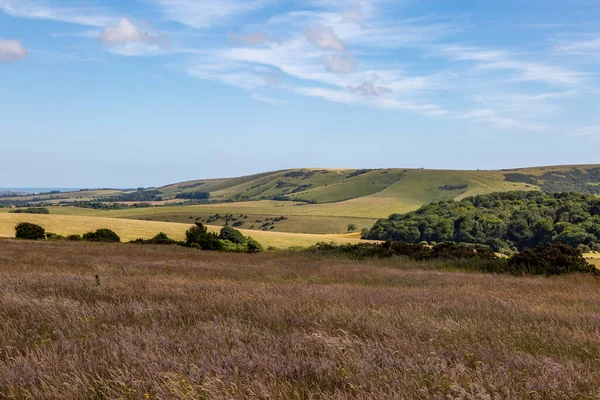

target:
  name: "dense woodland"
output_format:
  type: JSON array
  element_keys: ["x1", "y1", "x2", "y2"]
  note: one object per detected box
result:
[{"x1": 364, "y1": 191, "x2": 600, "y2": 252}]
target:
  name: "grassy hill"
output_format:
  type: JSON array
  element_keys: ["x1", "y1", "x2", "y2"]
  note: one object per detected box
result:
[{"x1": 3, "y1": 165, "x2": 599, "y2": 235}]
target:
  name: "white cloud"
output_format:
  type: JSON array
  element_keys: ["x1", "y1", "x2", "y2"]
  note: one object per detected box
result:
[
  {"x1": 252, "y1": 93, "x2": 286, "y2": 104},
  {"x1": 0, "y1": 0, "x2": 112, "y2": 27},
  {"x1": 456, "y1": 108, "x2": 546, "y2": 131},
  {"x1": 305, "y1": 24, "x2": 345, "y2": 51},
  {"x1": 0, "y1": 38, "x2": 27, "y2": 63},
  {"x1": 150, "y1": 0, "x2": 271, "y2": 28},
  {"x1": 436, "y1": 45, "x2": 582, "y2": 85},
  {"x1": 228, "y1": 32, "x2": 269, "y2": 46},
  {"x1": 325, "y1": 54, "x2": 354, "y2": 73},
  {"x1": 348, "y1": 82, "x2": 391, "y2": 96},
  {"x1": 98, "y1": 18, "x2": 171, "y2": 56}
]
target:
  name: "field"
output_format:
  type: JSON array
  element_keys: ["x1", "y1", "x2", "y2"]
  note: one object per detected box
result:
[
  {"x1": 1, "y1": 240, "x2": 600, "y2": 398},
  {"x1": 585, "y1": 253, "x2": 600, "y2": 268},
  {"x1": 0, "y1": 213, "x2": 367, "y2": 248}
]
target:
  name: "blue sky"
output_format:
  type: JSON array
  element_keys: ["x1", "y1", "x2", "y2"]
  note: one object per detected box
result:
[{"x1": 1, "y1": 0, "x2": 599, "y2": 187}]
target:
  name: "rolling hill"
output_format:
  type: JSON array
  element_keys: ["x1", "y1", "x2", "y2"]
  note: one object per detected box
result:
[{"x1": 3, "y1": 165, "x2": 599, "y2": 235}]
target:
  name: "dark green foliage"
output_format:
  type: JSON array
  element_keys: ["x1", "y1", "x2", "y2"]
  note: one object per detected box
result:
[
  {"x1": 507, "y1": 243, "x2": 597, "y2": 276},
  {"x1": 347, "y1": 223, "x2": 358, "y2": 232},
  {"x1": 306, "y1": 241, "x2": 497, "y2": 262},
  {"x1": 9, "y1": 207, "x2": 50, "y2": 214},
  {"x1": 66, "y1": 202, "x2": 153, "y2": 210},
  {"x1": 130, "y1": 232, "x2": 179, "y2": 245},
  {"x1": 104, "y1": 189, "x2": 163, "y2": 202},
  {"x1": 219, "y1": 226, "x2": 246, "y2": 244},
  {"x1": 83, "y1": 229, "x2": 121, "y2": 243},
  {"x1": 46, "y1": 232, "x2": 66, "y2": 240},
  {"x1": 246, "y1": 237, "x2": 263, "y2": 253},
  {"x1": 505, "y1": 168, "x2": 600, "y2": 195},
  {"x1": 175, "y1": 191, "x2": 210, "y2": 200},
  {"x1": 439, "y1": 183, "x2": 468, "y2": 191},
  {"x1": 185, "y1": 223, "x2": 223, "y2": 251},
  {"x1": 66, "y1": 234, "x2": 83, "y2": 241},
  {"x1": 365, "y1": 191, "x2": 600, "y2": 250},
  {"x1": 15, "y1": 222, "x2": 46, "y2": 240},
  {"x1": 347, "y1": 169, "x2": 375, "y2": 178}
]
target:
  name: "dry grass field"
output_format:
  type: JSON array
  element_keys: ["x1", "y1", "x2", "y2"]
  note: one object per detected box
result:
[
  {"x1": 1, "y1": 240, "x2": 600, "y2": 399},
  {"x1": 0, "y1": 213, "x2": 368, "y2": 249}
]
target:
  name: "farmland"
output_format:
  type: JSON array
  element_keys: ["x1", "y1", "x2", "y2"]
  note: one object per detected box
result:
[
  {"x1": 0, "y1": 213, "x2": 367, "y2": 248},
  {"x1": 1, "y1": 240, "x2": 600, "y2": 398}
]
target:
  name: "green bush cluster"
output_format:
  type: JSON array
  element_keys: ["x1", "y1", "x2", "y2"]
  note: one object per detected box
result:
[
  {"x1": 15, "y1": 222, "x2": 46, "y2": 240},
  {"x1": 364, "y1": 191, "x2": 600, "y2": 251},
  {"x1": 82, "y1": 229, "x2": 121, "y2": 243},
  {"x1": 9, "y1": 207, "x2": 50, "y2": 214},
  {"x1": 305, "y1": 241, "x2": 596, "y2": 276}
]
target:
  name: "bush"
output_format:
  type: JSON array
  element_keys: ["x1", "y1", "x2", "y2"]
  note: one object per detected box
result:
[
  {"x1": 15, "y1": 222, "x2": 46, "y2": 240},
  {"x1": 83, "y1": 229, "x2": 121, "y2": 243},
  {"x1": 185, "y1": 223, "x2": 223, "y2": 251},
  {"x1": 10, "y1": 207, "x2": 50, "y2": 214},
  {"x1": 130, "y1": 232, "x2": 178, "y2": 245},
  {"x1": 219, "y1": 226, "x2": 246, "y2": 244},
  {"x1": 508, "y1": 243, "x2": 597, "y2": 276},
  {"x1": 66, "y1": 234, "x2": 82, "y2": 241},
  {"x1": 246, "y1": 237, "x2": 263, "y2": 253},
  {"x1": 46, "y1": 232, "x2": 65, "y2": 240}
]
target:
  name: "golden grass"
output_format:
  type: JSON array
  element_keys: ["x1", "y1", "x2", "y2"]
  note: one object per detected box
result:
[
  {"x1": 2, "y1": 240, "x2": 600, "y2": 398},
  {"x1": 0, "y1": 213, "x2": 368, "y2": 248}
]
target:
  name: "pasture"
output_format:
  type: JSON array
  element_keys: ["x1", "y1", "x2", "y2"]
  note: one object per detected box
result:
[{"x1": 1, "y1": 240, "x2": 600, "y2": 398}]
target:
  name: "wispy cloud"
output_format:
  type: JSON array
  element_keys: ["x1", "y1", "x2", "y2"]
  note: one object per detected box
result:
[
  {"x1": 98, "y1": 18, "x2": 171, "y2": 56},
  {"x1": 149, "y1": 0, "x2": 272, "y2": 28},
  {"x1": 252, "y1": 92, "x2": 286, "y2": 104},
  {"x1": 569, "y1": 125, "x2": 600, "y2": 138},
  {"x1": 305, "y1": 24, "x2": 346, "y2": 51},
  {"x1": 0, "y1": 0, "x2": 112, "y2": 27},
  {"x1": 228, "y1": 32, "x2": 270, "y2": 46},
  {"x1": 0, "y1": 38, "x2": 27, "y2": 63}
]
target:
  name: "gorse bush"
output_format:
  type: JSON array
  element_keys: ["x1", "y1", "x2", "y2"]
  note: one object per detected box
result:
[
  {"x1": 83, "y1": 229, "x2": 121, "y2": 243},
  {"x1": 306, "y1": 241, "x2": 596, "y2": 276},
  {"x1": 508, "y1": 243, "x2": 597, "y2": 276},
  {"x1": 15, "y1": 222, "x2": 46, "y2": 240}
]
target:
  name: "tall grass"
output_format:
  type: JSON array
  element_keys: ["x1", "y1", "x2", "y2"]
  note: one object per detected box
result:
[{"x1": 1, "y1": 240, "x2": 600, "y2": 399}]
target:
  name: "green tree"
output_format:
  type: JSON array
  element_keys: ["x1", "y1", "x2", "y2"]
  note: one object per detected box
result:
[{"x1": 347, "y1": 223, "x2": 358, "y2": 233}]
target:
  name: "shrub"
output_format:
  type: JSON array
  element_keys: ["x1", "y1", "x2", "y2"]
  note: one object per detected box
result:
[
  {"x1": 66, "y1": 234, "x2": 82, "y2": 241},
  {"x1": 10, "y1": 207, "x2": 50, "y2": 214},
  {"x1": 46, "y1": 232, "x2": 65, "y2": 240},
  {"x1": 246, "y1": 237, "x2": 264, "y2": 253},
  {"x1": 508, "y1": 243, "x2": 597, "y2": 276},
  {"x1": 219, "y1": 226, "x2": 246, "y2": 244},
  {"x1": 130, "y1": 232, "x2": 178, "y2": 245},
  {"x1": 83, "y1": 229, "x2": 121, "y2": 243},
  {"x1": 185, "y1": 223, "x2": 223, "y2": 251},
  {"x1": 15, "y1": 222, "x2": 46, "y2": 240}
]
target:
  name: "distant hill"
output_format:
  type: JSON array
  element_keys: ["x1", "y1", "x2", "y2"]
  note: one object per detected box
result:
[
  {"x1": 158, "y1": 165, "x2": 600, "y2": 206},
  {"x1": 4, "y1": 165, "x2": 600, "y2": 215}
]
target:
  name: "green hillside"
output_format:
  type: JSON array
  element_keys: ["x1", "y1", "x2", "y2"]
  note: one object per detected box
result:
[
  {"x1": 3, "y1": 165, "x2": 599, "y2": 235},
  {"x1": 156, "y1": 165, "x2": 600, "y2": 205}
]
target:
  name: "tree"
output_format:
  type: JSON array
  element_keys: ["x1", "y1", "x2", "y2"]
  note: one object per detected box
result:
[
  {"x1": 347, "y1": 223, "x2": 358, "y2": 233},
  {"x1": 219, "y1": 226, "x2": 246, "y2": 244},
  {"x1": 185, "y1": 223, "x2": 223, "y2": 250},
  {"x1": 15, "y1": 222, "x2": 45, "y2": 240}
]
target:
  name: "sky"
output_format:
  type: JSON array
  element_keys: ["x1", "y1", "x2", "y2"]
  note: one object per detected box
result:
[{"x1": 1, "y1": 0, "x2": 599, "y2": 188}]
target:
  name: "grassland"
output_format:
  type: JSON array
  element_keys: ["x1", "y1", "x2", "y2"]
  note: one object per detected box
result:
[
  {"x1": 585, "y1": 253, "x2": 600, "y2": 267},
  {"x1": 1, "y1": 240, "x2": 600, "y2": 398},
  {"x1": 0, "y1": 213, "x2": 368, "y2": 248}
]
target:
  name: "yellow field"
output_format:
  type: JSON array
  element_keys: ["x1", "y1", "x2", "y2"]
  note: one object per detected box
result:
[
  {"x1": 585, "y1": 253, "x2": 600, "y2": 268},
  {"x1": 0, "y1": 213, "x2": 369, "y2": 249}
]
